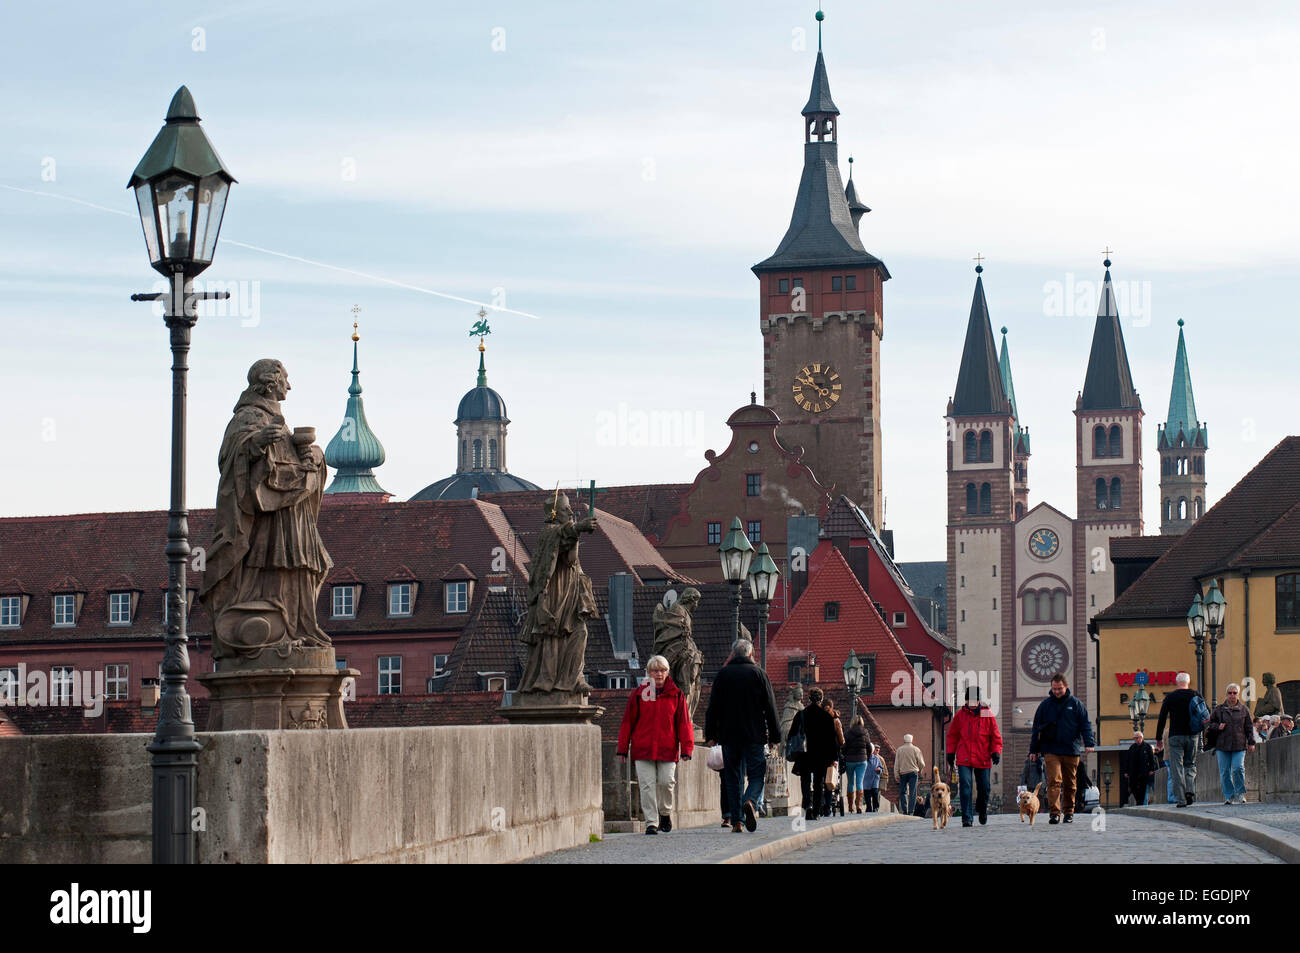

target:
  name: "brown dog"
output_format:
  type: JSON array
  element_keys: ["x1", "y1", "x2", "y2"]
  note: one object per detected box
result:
[
  {"x1": 1018, "y1": 782, "x2": 1043, "y2": 825},
  {"x1": 931, "y1": 766, "x2": 952, "y2": 830}
]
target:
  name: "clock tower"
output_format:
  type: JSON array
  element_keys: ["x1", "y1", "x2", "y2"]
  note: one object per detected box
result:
[{"x1": 754, "y1": 17, "x2": 890, "y2": 526}]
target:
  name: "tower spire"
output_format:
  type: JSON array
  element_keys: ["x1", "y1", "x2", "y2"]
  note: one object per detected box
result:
[
  {"x1": 1165, "y1": 318, "x2": 1203, "y2": 442},
  {"x1": 1080, "y1": 253, "x2": 1141, "y2": 411},
  {"x1": 951, "y1": 262, "x2": 1010, "y2": 417},
  {"x1": 324, "y1": 315, "x2": 389, "y2": 497}
]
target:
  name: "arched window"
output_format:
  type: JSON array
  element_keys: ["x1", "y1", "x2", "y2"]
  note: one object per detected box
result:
[
  {"x1": 1052, "y1": 589, "x2": 1067, "y2": 622},
  {"x1": 1096, "y1": 478, "x2": 1108, "y2": 510},
  {"x1": 1023, "y1": 591, "x2": 1037, "y2": 622},
  {"x1": 1094, "y1": 426, "x2": 1107, "y2": 457},
  {"x1": 979, "y1": 430, "x2": 993, "y2": 462},
  {"x1": 1178, "y1": 498, "x2": 1188, "y2": 520},
  {"x1": 488, "y1": 439, "x2": 498, "y2": 469},
  {"x1": 1110, "y1": 478, "x2": 1122, "y2": 509},
  {"x1": 1195, "y1": 457, "x2": 1203, "y2": 475},
  {"x1": 1161, "y1": 457, "x2": 1170, "y2": 476},
  {"x1": 966, "y1": 483, "x2": 977, "y2": 515},
  {"x1": 979, "y1": 483, "x2": 992, "y2": 515},
  {"x1": 1109, "y1": 425, "x2": 1122, "y2": 457},
  {"x1": 1194, "y1": 497, "x2": 1203, "y2": 518},
  {"x1": 963, "y1": 431, "x2": 977, "y2": 463},
  {"x1": 1015, "y1": 502, "x2": 1025, "y2": 519},
  {"x1": 461, "y1": 440, "x2": 467, "y2": 470},
  {"x1": 1164, "y1": 498, "x2": 1173, "y2": 522},
  {"x1": 473, "y1": 439, "x2": 483, "y2": 469},
  {"x1": 1038, "y1": 590, "x2": 1052, "y2": 621}
]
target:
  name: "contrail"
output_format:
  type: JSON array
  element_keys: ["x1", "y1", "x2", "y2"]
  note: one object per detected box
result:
[{"x1": 0, "y1": 184, "x2": 542, "y2": 319}]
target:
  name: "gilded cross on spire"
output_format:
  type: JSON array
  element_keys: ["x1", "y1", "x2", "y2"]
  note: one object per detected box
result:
[
  {"x1": 1102, "y1": 246, "x2": 1114, "y2": 268},
  {"x1": 350, "y1": 304, "x2": 361, "y2": 341},
  {"x1": 973, "y1": 252, "x2": 985, "y2": 274}
]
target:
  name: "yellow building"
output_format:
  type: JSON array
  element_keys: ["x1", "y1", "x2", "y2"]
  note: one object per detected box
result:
[{"x1": 1091, "y1": 436, "x2": 1300, "y2": 800}]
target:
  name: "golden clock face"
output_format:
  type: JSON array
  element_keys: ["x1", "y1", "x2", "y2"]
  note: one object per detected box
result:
[{"x1": 791, "y1": 363, "x2": 842, "y2": 414}]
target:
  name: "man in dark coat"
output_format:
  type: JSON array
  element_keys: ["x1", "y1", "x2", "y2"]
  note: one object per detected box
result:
[
  {"x1": 1125, "y1": 731, "x2": 1158, "y2": 805},
  {"x1": 704, "y1": 639, "x2": 782, "y2": 833},
  {"x1": 1029, "y1": 672, "x2": 1096, "y2": 824},
  {"x1": 789, "y1": 687, "x2": 840, "y2": 821}
]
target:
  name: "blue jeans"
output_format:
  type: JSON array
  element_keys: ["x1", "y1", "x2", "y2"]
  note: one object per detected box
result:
[
  {"x1": 899, "y1": 772, "x2": 919, "y2": 815},
  {"x1": 1216, "y1": 749, "x2": 1246, "y2": 802},
  {"x1": 1167, "y1": 734, "x2": 1199, "y2": 803},
  {"x1": 845, "y1": 761, "x2": 868, "y2": 792},
  {"x1": 722, "y1": 743, "x2": 767, "y2": 820},
  {"x1": 1164, "y1": 762, "x2": 1176, "y2": 803},
  {"x1": 957, "y1": 765, "x2": 990, "y2": 823}
]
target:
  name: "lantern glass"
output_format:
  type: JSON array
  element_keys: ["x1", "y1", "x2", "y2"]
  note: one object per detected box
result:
[
  {"x1": 134, "y1": 182, "x2": 161, "y2": 263},
  {"x1": 1204, "y1": 582, "x2": 1226, "y2": 629},
  {"x1": 842, "y1": 651, "x2": 863, "y2": 692},
  {"x1": 1187, "y1": 596, "x2": 1205, "y2": 641},
  {"x1": 192, "y1": 174, "x2": 230, "y2": 264},
  {"x1": 1135, "y1": 687, "x2": 1151, "y2": 717}
]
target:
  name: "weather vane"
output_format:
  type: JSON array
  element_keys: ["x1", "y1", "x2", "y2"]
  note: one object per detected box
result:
[{"x1": 469, "y1": 307, "x2": 491, "y2": 342}]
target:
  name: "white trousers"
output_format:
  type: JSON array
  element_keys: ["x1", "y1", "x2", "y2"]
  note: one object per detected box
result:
[{"x1": 635, "y1": 759, "x2": 677, "y2": 822}]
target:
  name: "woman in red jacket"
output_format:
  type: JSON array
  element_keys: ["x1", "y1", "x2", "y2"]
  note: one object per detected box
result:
[{"x1": 617, "y1": 655, "x2": 695, "y2": 834}]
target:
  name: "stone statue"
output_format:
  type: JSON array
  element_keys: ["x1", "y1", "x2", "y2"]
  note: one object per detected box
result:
[
  {"x1": 780, "y1": 683, "x2": 804, "y2": 740},
  {"x1": 1255, "y1": 672, "x2": 1284, "y2": 718},
  {"x1": 652, "y1": 587, "x2": 704, "y2": 720},
  {"x1": 200, "y1": 359, "x2": 333, "y2": 661},
  {"x1": 518, "y1": 492, "x2": 598, "y2": 695}
]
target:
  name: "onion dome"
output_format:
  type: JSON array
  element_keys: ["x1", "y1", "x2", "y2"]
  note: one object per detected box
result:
[{"x1": 324, "y1": 322, "x2": 389, "y2": 495}]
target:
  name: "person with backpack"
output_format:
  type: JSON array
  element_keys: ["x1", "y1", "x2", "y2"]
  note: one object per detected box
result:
[
  {"x1": 1208, "y1": 683, "x2": 1257, "y2": 805},
  {"x1": 1028, "y1": 672, "x2": 1096, "y2": 824},
  {"x1": 1154, "y1": 672, "x2": 1207, "y2": 807}
]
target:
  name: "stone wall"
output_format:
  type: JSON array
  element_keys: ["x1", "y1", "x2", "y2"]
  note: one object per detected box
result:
[
  {"x1": 1153, "y1": 734, "x2": 1300, "y2": 805},
  {"x1": 0, "y1": 725, "x2": 602, "y2": 863}
]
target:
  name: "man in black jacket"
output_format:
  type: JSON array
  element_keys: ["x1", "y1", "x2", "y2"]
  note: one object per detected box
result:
[
  {"x1": 1125, "y1": 731, "x2": 1159, "y2": 805},
  {"x1": 1154, "y1": 672, "x2": 1200, "y2": 807},
  {"x1": 704, "y1": 639, "x2": 782, "y2": 833}
]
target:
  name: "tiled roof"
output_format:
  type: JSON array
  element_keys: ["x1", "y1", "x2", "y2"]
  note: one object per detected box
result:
[
  {"x1": 1109, "y1": 535, "x2": 1179, "y2": 562},
  {"x1": 0, "y1": 698, "x2": 209, "y2": 735},
  {"x1": 1096, "y1": 436, "x2": 1300, "y2": 622},
  {"x1": 482, "y1": 485, "x2": 690, "y2": 545},
  {"x1": 766, "y1": 546, "x2": 923, "y2": 705}
]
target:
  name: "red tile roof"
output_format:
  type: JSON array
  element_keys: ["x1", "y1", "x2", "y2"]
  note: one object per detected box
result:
[{"x1": 482, "y1": 485, "x2": 691, "y2": 545}]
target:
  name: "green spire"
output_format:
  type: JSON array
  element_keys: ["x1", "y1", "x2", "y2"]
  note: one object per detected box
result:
[
  {"x1": 324, "y1": 322, "x2": 389, "y2": 495},
  {"x1": 999, "y1": 326, "x2": 1029, "y2": 453},
  {"x1": 477, "y1": 345, "x2": 487, "y2": 387},
  {"x1": 1164, "y1": 319, "x2": 1206, "y2": 446}
]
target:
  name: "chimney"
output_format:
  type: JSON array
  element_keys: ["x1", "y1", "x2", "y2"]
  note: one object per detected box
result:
[
  {"x1": 141, "y1": 677, "x2": 160, "y2": 710},
  {"x1": 608, "y1": 573, "x2": 636, "y2": 659}
]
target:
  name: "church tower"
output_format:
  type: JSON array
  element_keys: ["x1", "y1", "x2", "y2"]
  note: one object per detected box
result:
[
  {"x1": 1075, "y1": 256, "x2": 1143, "y2": 708},
  {"x1": 946, "y1": 264, "x2": 1015, "y2": 684},
  {"x1": 324, "y1": 322, "x2": 390, "y2": 502},
  {"x1": 755, "y1": 12, "x2": 890, "y2": 526},
  {"x1": 1157, "y1": 319, "x2": 1208, "y2": 534}
]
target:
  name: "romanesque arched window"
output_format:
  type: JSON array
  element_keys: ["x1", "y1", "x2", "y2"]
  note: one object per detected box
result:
[
  {"x1": 978, "y1": 430, "x2": 993, "y2": 463},
  {"x1": 1109, "y1": 425, "x2": 1122, "y2": 457},
  {"x1": 1164, "y1": 499, "x2": 1173, "y2": 522},
  {"x1": 1052, "y1": 589, "x2": 1067, "y2": 622},
  {"x1": 473, "y1": 439, "x2": 483, "y2": 469},
  {"x1": 1194, "y1": 497, "x2": 1203, "y2": 518},
  {"x1": 461, "y1": 440, "x2": 467, "y2": 471},
  {"x1": 1110, "y1": 478, "x2": 1122, "y2": 509},
  {"x1": 1038, "y1": 590, "x2": 1052, "y2": 621},
  {"x1": 979, "y1": 483, "x2": 992, "y2": 515},
  {"x1": 964, "y1": 430, "x2": 977, "y2": 463},
  {"x1": 966, "y1": 483, "x2": 977, "y2": 515},
  {"x1": 1195, "y1": 457, "x2": 1203, "y2": 475},
  {"x1": 1094, "y1": 426, "x2": 1107, "y2": 457},
  {"x1": 1179, "y1": 498, "x2": 1188, "y2": 520},
  {"x1": 1096, "y1": 479, "x2": 1108, "y2": 510},
  {"x1": 489, "y1": 439, "x2": 498, "y2": 469},
  {"x1": 1162, "y1": 457, "x2": 1171, "y2": 476},
  {"x1": 1023, "y1": 591, "x2": 1037, "y2": 622}
]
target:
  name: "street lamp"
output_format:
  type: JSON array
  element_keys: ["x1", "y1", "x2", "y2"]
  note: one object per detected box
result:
[
  {"x1": 1128, "y1": 685, "x2": 1150, "y2": 734},
  {"x1": 718, "y1": 517, "x2": 755, "y2": 641},
  {"x1": 1203, "y1": 579, "x2": 1227, "y2": 706},
  {"x1": 747, "y1": 542, "x2": 780, "y2": 668},
  {"x1": 843, "y1": 649, "x2": 864, "y2": 723},
  {"x1": 1186, "y1": 592, "x2": 1206, "y2": 696},
  {"x1": 1101, "y1": 759, "x2": 1114, "y2": 808},
  {"x1": 129, "y1": 86, "x2": 235, "y2": 865}
]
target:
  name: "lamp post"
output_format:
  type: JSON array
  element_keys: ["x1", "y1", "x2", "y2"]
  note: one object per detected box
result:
[
  {"x1": 1203, "y1": 579, "x2": 1227, "y2": 706},
  {"x1": 1101, "y1": 760, "x2": 1114, "y2": 808},
  {"x1": 128, "y1": 86, "x2": 235, "y2": 865},
  {"x1": 1186, "y1": 593, "x2": 1206, "y2": 696},
  {"x1": 1128, "y1": 685, "x2": 1150, "y2": 734},
  {"x1": 747, "y1": 542, "x2": 780, "y2": 668},
  {"x1": 718, "y1": 517, "x2": 755, "y2": 642},
  {"x1": 843, "y1": 649, "x2": 864, "y2": 723}
]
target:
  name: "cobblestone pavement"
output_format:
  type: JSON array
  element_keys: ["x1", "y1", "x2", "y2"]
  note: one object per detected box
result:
[
  {"x1": 768, "y1": 811, "x2": 1281, "y2": 864},
  {"x1": 1167, "y1": 801, "x2": 1300, "y2": 838}
]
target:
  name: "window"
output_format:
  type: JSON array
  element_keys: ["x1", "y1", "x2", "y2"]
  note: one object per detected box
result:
[
  {"x1": 1094, "y1": 426, "x2": 1107, "y2": 457},
  {"x1": 461, "y1": 440, "x2": 467, "y2": 470},
  {"x1": 1277, "y1": 574, "x2": 1300, "y2": 628},
  {"x1": 52, "y1": 666, "x2": 75, "y2": 704},
  {"x1": 489, "y1": 439, "x2": 498, "y2": 469},
  {"x1": 746, "y1": 473, "x2": 762, "y2": 497},
  {"x1": 788, "y1": 659, "x2": 806, "y2": 683},
  {"x1": 960, "y1": 610, "x2": 966, "y2": 622},
  {"x1": 1110, "y1": 478, "x2": 1122, "y2": 509},
  {"x1": 845, "y1": 275, "x2": 856, "y2": 290},
  {"x1": 0, "y1": 596, "x2": 19, "y2": 628},
  {"x1": 978, "y1": 430, "x2": 993, "y2": 463},
  {"x1": 106, "y1": 664, "x2": 128, "y2": 700},
  {"x1": 0, "y1": 667, "x2": 17, "y2": 704},
  {"x1": 1096, "y1": 478, "x2": 1108, "y2": 510},
  {"x1": 433, "y1": 654, "x2": 449, "y2": 676},
  {"x1": 1052, "y1": 589, "x2": 1067, "y2": 622},
  {"x1": 473, "y1": 439, "x2": 483, "y2": 469},
  {"x1": 486, "y1": 676, "x2": 507, "y2": 692},
  {"x1": 962, "y1": 643, "x2": 967, "y2": 656},
  {"x1": 1038, "y1": 590, "x2": 1052, "y2": 621},
  {"x1": 1015, "y1": 502, "x2": 1025, "y2": 519},
  {"x1": 378, "y1": 656, "x2": 402, "y2": 695},
  {"x1": 1109, "y1": 425, "x2": 1122, "y2": 458},
  {"x1": 992, "y1": 598, "x2": 997, "y2": 610},
  {"x1": 960, "y1": 542, "x2": 965, "y2": 554},
  {"x1": 1194, "y1": 497, "x2": 1203, "y2": 518},
  {"x1": 979, "y1": 483, "x2": 991, "y2": 515},
  {"x1": 746, "y1": 521, "x2": 762, "y2": 544},
  {"x1": 608, "y1": 675, "x2": 629, "y2": 690},
  {"x1": 792, "y1": 278, "x2": 803, "y2": 289},
  {"x1": 1164, "y1": 499, "x2": 1173, "y2": 522},
  {"x1": 1178, "y1": 498, "x2": 1188, "y2": 519},
  {"x1": 53, "y1": 594, "x2": 76, "y2": 626},
  {"x1": 992, "y1": 564, "x2": 997, "y2": 577},
  {"x1": 336, "y1": 658, "x2": 348, "y2": 669},
  {"x1": 993, "y1": 633, "x2": 997, "y2": 646},
  {"x1": 109, "y1": 592, "x2": 132, "y2": 625},
  {"x1": 1023, "y1": 592, "x2": 1036, "y2": 622},
  {"x1": 1091, "y1": 594, "x2": 1096, "y2": 607},
  {"x1": 445, "y1": 581, "x2": 468, "y2": 613},
  {"x1": 388, "y1": 584, "x2": 412, "y2": 617},
  {"x1": 707, "y1": 522, "x2": 721, "y2": 545},
  {"x1": 778, "y1": 278, "x2": 789, "y2": 294},
  {"x1": 893, "y1": 611, "x2": 906, "y2": 627},
  {"x1": 1161, "y1": 457, "x2": 1171, "y2": 476},
  {"x1": 824, "y1": 602, "x2": 840, "y2": 622},
  {"x1": 1195, "y1": 457, "x2": 1204, "y2": 475},
  {"x1": 960, "y1": 575, "x2": 965, "y2": 588},
  {"x1": 966, "y1": 483, "x2": 977, "y2": 514},
  {"x1": 332, "y1": 585, "x2": 356, "y2": 619},
  {"x1": 963, "y1": 431, "x2": 977, "y2": 463},
  {"x1": 831, "y1": 276, "x2": 843, "y2": 292}
]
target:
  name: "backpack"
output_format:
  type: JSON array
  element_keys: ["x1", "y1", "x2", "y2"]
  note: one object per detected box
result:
[{"x1": 1188, "y1": 693, "x2": 1211, "y2": 733}]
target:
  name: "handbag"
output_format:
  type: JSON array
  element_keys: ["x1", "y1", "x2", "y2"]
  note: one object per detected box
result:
[
  {"x1": 825, "y1": 764, "x2": 839, "y2": 788},
  {"x1": 785, "y1": 714, "x2": 807, "y2": 761},
  {"x1": 706, "y1": 744, "x2": 725, "y2": 772}
]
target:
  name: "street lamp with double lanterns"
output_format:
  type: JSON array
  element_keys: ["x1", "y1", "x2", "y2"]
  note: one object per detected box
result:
[
  {"x1": 1203, "y1": 579, "x2": 1227, "y2": 706},
  {"x1": 718, "y1": 517, "x2": 755, "y2": 643},
  {"x1": 1186, "y1": 592, "x2": 1207, "y2": 696},
  {"x1": 747, "y1": 542, "x2": 780, "y2": 668},
  {"x1": 1128, "y1": 684, "x2": 1151, "y2": 734},
  {"x1": 128, "y1": 86, "x2": 235, "y2": 865},
  {"x1": 843, "y1": 649, "x2": 865, "y2": 723}
]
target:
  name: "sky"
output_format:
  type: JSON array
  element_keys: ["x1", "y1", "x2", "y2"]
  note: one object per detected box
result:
[{"x1": 3, "y1": 0, "x2": 1298, "y2": 561}]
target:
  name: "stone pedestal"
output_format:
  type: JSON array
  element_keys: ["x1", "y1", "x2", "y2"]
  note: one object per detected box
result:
[
  {"x1": 499, "y1": 689, "x2": 605, "y2": 726},
  {"x1": 198, "y1": 644, "x2": 357, "y2": 731}
]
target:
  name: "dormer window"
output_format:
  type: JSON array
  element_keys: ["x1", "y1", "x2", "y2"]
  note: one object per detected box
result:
[
  {"x1": 108, "y1": 592, "x2": 133, "y2": 625},
  {"x1": 53, "y1": 593, "x2": 77, "y2": 627},
  {"x1": 445, "y1": 582, "x2": 468, "y2": 613},
  {"x1": 824, "y1": 601, "x2": 840, "y2": 622},
  {"x1": 0, "y1": 596, "x2": 21, "y2": 628},
  {"x1": 388, "y1": 583, "x2": 412, "y2": 617},
  {"x1": 332, "y1": 585, "x2": 356, "y2": 619}
]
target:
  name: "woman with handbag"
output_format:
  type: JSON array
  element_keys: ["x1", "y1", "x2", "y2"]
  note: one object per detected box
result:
[
  {"x1": 788, "y1": 688, "x2": 838, "y2": 821},
  {"x1": 1209, "y1": 683, "x2": 1257, "y2": 804}
]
